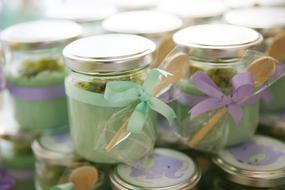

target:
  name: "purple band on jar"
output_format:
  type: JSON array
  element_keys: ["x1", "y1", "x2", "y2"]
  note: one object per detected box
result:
[{"x1": 7, "y1": 83, "x2": 66, "y2": 100}]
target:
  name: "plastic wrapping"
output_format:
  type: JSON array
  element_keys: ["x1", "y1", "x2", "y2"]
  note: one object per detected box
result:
[{"x1": 161, "y1": 48, "x2": 285, "y2": 152}]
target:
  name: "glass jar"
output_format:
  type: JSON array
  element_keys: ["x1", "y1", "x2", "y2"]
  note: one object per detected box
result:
[
  {"x1": 224, "y1": 7, "x2": 285, "y2": 113},
  {"x1": 171, "y1": 24, "x2": 263, "y2": 151},
  {"x1": 157, "y1": 0, "x2": 227, "y2": 26},
  {"x1": 110, "y1": 148, "x2": 201, "y2": 190},
  {"x1": 46, "y1": 1, "x2": 117, "y2": 37},
  {"x1": 0, "y1": 20, "x2": 82, "y2": 132},
  {"x1": 0, "y1": 46, "x2": 4, "y2": 107},
  {"x1": 32, "y1": 131, "x2": 109, "y2": 190},
  {"x1": 0, "y1": 116, "x2": 36, "y2": 190},
  {"x1": 212, "y1": 135, "x2": 285, "y2": 190},
  {"x1": 102, "y1": 11, "x2": 182, "y2": 147},
  {"x1": 102, "y1": 10, "x2": 183, "y2": 44},
  {"x1": 63, "y1": 34, "x2": 157, "y2": 164}
]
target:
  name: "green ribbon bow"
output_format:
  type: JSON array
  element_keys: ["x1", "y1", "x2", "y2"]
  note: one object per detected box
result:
[
  {"x1": 51, "y1": 182, "x2": 74, "y2": 190},
  {"x1": 104, "y1": 69, "x2": 176, "y2": 134}
]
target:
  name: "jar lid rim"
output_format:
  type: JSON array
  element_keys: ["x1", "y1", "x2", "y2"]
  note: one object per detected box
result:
[{"x1": 213, "y1": 135, "x2": 285, "y2": 188}]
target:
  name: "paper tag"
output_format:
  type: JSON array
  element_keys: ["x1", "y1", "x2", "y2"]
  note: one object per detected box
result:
[
  {"x1": 267, "y1": 32, "x2": 285, "y2": 61},
  {"x1": 152, "y1": 35, "x2": 176, "y2": 68}
]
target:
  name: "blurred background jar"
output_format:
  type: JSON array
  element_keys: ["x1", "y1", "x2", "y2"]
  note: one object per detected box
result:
[
  {"x1": 111, "y1": 0, "x2": 159, "y2": 11},
  {"x1": 45, "y1": 1, "x2": 117, "y2": 37},
  {"x1": 0, "y1": 46, "x2": 4, "y2": 108},
  {"x1": 211, "y1": 135, "x2": 285, "y2": 190},
  {"x1": 157, "y1": 0, "x2": 227, "y2": 26},
  {"x1": 63, "y1": 34, "x2": 157, "y2": 164},
  {"x1": 172, "y1": 24, "x2": 263, "y2": 151},
  {"x1": 32, "y1": 131, "x2": 78, "y2": 190},
  {"x1": 0, "y1": 20, "x2": 82, "y2": 133},
  {"x1": 110, "y1": 148, "x2": 201, "y2": 190},
  {"x1": 0, "y1": 111, "x2": 37, "y2": 190},
  {"x1": 224, "y1": 7, "x2": 285, "y2": 113}
]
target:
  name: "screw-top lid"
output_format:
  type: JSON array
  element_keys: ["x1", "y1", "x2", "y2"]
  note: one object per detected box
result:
[
  {"x1": 32, "y1": 131, "x2": 77, "y2": 166},
  {"x1": 63, "y1": 34, "x2": 156, "y2": 73},
  {"x1": 0, "y1": 20, "x2": 82, "y2": 50},
  {"x1": 111, "y1": 0, "x2": 159, "y2": 11},
  {"x1": 158, "y1": 0, "x2": 227, "y2": 20},
  {"x1": 173, "y1": 24, "x2": 262, "y2": 59},
  {"x1": 225, "y1": 8, "x2": 285, "y2": 36},
  {"x1": 110, "y1": 148, "x2": 201, "y2": 189},
  {"x1": 257, "y1": 0, "x2": 285, "y2": 6},
  {"x1": 46, "y1": 2, "x2": 117, "y2": 23},
  {"x1": 103, "y1": 11, "x2": 182, "y2": 38},
  {"x1": 213, "y1": 135, "x2": 285, "y2": 188}
]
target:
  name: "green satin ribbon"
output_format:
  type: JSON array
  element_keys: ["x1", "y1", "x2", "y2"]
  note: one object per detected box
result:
[
  {"x1": 103, "y1": 69, "x2": 176, "y2": 134},
  {"x1": 51, "y1": 182, "x2": 74, "y2": 190}
]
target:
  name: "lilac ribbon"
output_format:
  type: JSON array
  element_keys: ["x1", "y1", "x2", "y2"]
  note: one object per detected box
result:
[
  {"x1": 0, "y1": 168, "x2": 16, "y2": 190},
  {"x1": 7, "y1": 83, "x2": 65, "y2": 100},
  {"x1": 190, "y1": 71, "x2": 255, "y2": 125}
]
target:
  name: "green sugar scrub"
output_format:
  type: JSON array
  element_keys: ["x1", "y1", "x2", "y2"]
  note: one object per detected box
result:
[{"x1": 63, "y1": 34, "x2": 158, "y2": 164}]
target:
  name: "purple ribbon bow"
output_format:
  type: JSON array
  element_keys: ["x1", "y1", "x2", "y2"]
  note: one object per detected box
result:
[
  {"x1": 0, "y1": 169, "x2": 15, "y2": 190},
  {"x1": 190, "y1": 71, "x2": 255, "y2": 125}
]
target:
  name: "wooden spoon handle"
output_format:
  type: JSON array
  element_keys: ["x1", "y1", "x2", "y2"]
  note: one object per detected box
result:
[
  {"x1": 188, "y1": 108, "x2": 226, "y2": 148},
  {"x1": 105, "y1": 120, "x2": 128, "y2": 152}
]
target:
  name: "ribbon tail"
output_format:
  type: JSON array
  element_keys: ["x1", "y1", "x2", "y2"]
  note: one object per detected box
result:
[
  {"x1": 128, "y1": 102, "x2": 149, "y2": 134},
  {"x1": 190, "y1": 97, "x2": 225, "y2": 119},
  {"x1": 143, "y1": 69, "x2": 170, "y2": 94},
  {"x1": 228, "y1": 104, "x2": 243, "y2": 125},
  {"x1": 149, "y1": 97, "x2": 176, "y2": 124},
  {"x1": 51, "y1": 182, "x2": 74, "y2": 190}
]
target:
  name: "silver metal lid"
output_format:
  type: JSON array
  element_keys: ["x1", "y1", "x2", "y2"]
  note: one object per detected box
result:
[
  {"x1": 173, "y1": 24, "x2": 263, "y2": 59},
  {"x1": 0, "y1": 20, "x2": 82, "y2": 50},
  {"x1": 111, "y1": 0, "x2": 159, "y2": 11},
  {"x1": 224, "y1": 8, "x2": 285, "y2": 36},
  {"x1": 46, "y1": 2, "x2": 117, "y2": 23},
  {"x1": 102, "y1": 11, "x2": 182, "y2": 38},
  {"x1": 213, "y1": 135, "x2": 285, "y2": 188},
  {"x1": 32, "y1": 131, "x2": 77, "y2": 166},
  {"x1": 158, "y1": 0, "x2": 227, "y2": 20},
  {"x1": 110, "y1": 148, "x2": 201, "y2": 190},
  {"x1": 257, "y1": 0, "x2": 285, "y2": 6},
  {"x1": 63, "y1": 34, "x2": 156, "y2": 73}
]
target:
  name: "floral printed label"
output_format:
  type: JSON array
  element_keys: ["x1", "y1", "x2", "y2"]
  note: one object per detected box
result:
[
  {"x1": 218, "y1": 135, "x2": 285, "y2": 171},
  {"x1": 117, "y1": 148, "x2": 196, "y2": 188}
]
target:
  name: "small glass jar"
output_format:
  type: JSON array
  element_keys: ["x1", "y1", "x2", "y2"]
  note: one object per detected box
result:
[
  {"x1": 32, "y1": 131, "x2": 107, "y2": 190},
  {"x1": 224, "y1": 7, "x2": 285, "y2": 113},
  {"x1": 0, "y1": 20, "x2": 82, "y2": 132},
  {"x1": 212, "y1": 135, "x2": 285, "y2": 190},
  {"x1": 172, "y1": 24, "x2": 263, "y2": 151},
  {"x1": 0, "y1": 46, "x2": 4, "y2": 107},
  {"x1": 0, "y1": 117, "x2": 36, "y2": 190},
  {"x1": 103, "y1": 11, "x2": 182, "y2": 147},
  {"x1": 157, "y1": 0, "x2": 227, "y2": 26},
  {"x1": 63, "y1": 34, "x2": 157, "y2": 164},
  {"x1": 46, "y1": 1, "x2": 117, "y2": 36},
  {"x1": 111, "y1": 0, "x2": 159, "y2": 11},
  {"x1": 110, "y1": 148, "x2": 201, "y2": 190}
]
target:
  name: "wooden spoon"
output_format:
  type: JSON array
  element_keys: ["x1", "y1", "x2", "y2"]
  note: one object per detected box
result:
[
  {"x1": 69, "y1": 166, "x2": 98, "y2": 190},
  {"x1": 105, "y1": 53, "x2": 188, "y2": 151},
  {"x1": 152, "y1": 35, "x2": 176, "y2": 68},
  {"x1": 267, "y1": 32, "x2": 285, "y2": 61},
  {"x1": 188, "y1": 56, "x2": 277, "y2": 148}
]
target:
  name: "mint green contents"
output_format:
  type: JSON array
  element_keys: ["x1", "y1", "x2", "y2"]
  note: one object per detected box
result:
[
  {"x1": 0, "y1": 138, "x2": 35, "y2": 190},
  {"x1": 174, "y1": 72, "x2": 259, "y2": 151},
  {"x1": 7, "y1": 58, "x2": 68, "y2": 132},
  {"x1": 67, "y1": 72, "x2": 156, "y2": 164},
  {"x1": 261, "y1": 75, "x2": 285, "y2": 112}
]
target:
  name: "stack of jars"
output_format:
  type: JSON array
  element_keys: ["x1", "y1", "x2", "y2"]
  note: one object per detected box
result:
[{"x1": 1, "y1": 1, "x2": 285, "y2": 190}]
